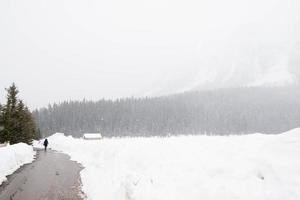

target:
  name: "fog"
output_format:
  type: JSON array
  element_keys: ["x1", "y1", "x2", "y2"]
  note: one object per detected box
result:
[{"x1": 0, "y1": 0, "x2": 299, "y2": 108}]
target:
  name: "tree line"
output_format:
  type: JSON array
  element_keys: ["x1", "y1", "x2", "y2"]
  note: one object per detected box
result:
[
  {"x1": 0, "y1": 83, "x2": 40, "y2": 144},
  {"x1": 33, "y1": 86, "x2": 300, "y2": 138}
]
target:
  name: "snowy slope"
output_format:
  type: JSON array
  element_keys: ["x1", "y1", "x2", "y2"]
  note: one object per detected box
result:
[
  {"x1": 247, "y1": 64, "x2": 298, "y2": 87},
  {"x1": 145, "y1": 66, "x2": 299, "y2": 97},
  {"x1": 47, "y1": 130, "x2": 300, "y2": 200},
  {"x1": 190, "y1": 65, "x2": 298, "y2": 90},
  {"x1": 0, "y1": 143, "x2": 36, "y2": 185}
]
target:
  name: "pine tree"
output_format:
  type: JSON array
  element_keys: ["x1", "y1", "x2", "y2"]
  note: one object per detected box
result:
[
  {"x1": 1, "y1": 83, "x2": 19, "y2": 143},
  {"x1": 21, "y1": 103, "x2": 39, "y2": 143},
  {"x1": 0, "y1": 103, "x2": 5, "y2": 143},
  {"x1": 15, "y1": 100, "x2": 30, "y2": 143},
  {"x1": 0, "y1": 83, "x2": 39, "y2": 144},
  {"x1": 34, "y1": 128, "x2": 42, "y2": 140},
  {"x1": 0, "y1": 103, "x2": 3, "y2": 126}
]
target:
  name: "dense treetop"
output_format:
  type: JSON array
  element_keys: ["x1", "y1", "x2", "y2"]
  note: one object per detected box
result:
[
  {"x1": 34, "y1": 86, "x2": 300, "y2": 138},
  {"x1": 0, "y1": 83, "x2": 40, "y2": 144}
]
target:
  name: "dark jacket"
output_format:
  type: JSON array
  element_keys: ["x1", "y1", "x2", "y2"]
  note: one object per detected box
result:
[{"x1": 43, "y1": 139, "x2": 48, "y2": 146}]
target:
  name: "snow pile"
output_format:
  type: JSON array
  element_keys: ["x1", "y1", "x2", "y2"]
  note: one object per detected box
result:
[
  {"x1": 0, "y1": 143, "x2": 36, "y2": 185},
  {"x1": 47, "y1": 129, "x2": 300, "y2": 200}
]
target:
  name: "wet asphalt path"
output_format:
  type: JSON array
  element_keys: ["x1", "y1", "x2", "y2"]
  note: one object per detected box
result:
[{"x1": 0, "y1": 149, "x2": 84, "y2": 200}]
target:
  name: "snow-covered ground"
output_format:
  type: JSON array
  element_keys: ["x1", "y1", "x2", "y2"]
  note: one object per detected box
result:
[
  {"x1": 45, "y1": 129, "x2": 300, "y2": 200},
  {"x1": 0, "y1": 143, "x2": 36, "y2": 185}
]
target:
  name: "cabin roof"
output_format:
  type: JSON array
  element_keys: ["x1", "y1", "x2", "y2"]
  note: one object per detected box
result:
[{"x1": 83, "y1": 133, "x2": 102, "y2": 139}]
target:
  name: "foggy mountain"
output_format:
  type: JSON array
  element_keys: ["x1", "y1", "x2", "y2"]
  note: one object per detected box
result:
[
  {"x1": 140, "y1": 8, "x2": 300, "y2": 95},
  {"x1": 145, "y1": 29, "x2": 300, "y2": 96},
  {"x1": 145, "y1": 66, "x2": 300, "y2": 98}
]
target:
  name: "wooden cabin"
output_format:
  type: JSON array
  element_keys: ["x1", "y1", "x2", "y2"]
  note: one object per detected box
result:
[{"x1": 83, "y1": 133, "x2": 102, "y2": 140}]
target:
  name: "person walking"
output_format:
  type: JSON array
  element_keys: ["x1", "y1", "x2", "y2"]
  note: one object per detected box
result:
[{"x1": 43, "y1": 139, "x2": 49, "y2": 151}]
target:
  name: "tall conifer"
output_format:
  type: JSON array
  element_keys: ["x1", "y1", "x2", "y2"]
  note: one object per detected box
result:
[{"x1": 0, "y1": 83, "x2": 39, "y2": 144}]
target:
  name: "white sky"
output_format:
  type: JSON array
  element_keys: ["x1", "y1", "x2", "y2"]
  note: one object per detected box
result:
[{"x1": 1, "y1": 0, "x2": 299, "y2": 108}]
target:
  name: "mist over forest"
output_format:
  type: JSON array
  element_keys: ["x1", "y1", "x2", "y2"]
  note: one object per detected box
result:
[{"x1": 33, "y1": 86, "x2": 300, "y2": 137}]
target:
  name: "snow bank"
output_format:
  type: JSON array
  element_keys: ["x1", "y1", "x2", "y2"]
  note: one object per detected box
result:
[
  {"x1": 47, "y1": 129, "x2": 300, "y2": 200},
  {"x1": 0, "y1": 143, "x2": 36, "y2": 185}
]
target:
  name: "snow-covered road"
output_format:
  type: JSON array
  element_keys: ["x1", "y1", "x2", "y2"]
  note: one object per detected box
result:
[{"x1": 0, "y1": 149, "x2": 83, "y2": 200}]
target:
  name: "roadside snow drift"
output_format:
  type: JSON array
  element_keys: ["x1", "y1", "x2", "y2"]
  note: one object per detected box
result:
[
  {"x1": 47, "y1": 129, "x2": 300, "y2": 200},
  {"x1": 0, "y1": 143, "x2": 35, "y2": 185}
]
